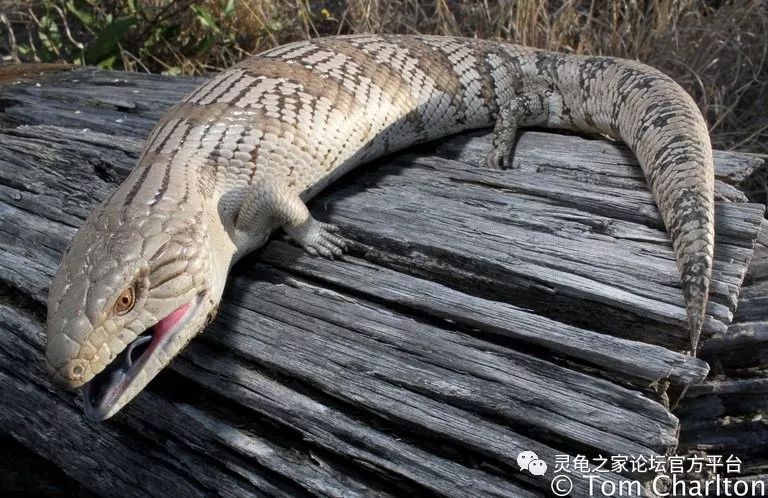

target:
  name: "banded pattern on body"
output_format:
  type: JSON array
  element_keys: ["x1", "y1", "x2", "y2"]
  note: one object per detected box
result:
[{"x1": 46, "y1": 34, "x2": 715, "y2": 421}]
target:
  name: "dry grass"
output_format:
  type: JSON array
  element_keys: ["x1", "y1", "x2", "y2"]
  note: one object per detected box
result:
[{"x1": 1, "y1": 0, "x2": 766, "y2": 157}]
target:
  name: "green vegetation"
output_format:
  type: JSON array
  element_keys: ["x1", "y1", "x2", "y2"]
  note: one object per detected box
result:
[
  {"x1": 0, "y1": 0, "x2": 242, "y2": 73},
  {"x1": 0, "y1": 1, "x2": 766, "y2": 156}
]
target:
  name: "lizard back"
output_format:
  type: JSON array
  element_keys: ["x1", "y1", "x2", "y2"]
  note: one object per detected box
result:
[
  {"x1": 115, "y1": 34, "x2": 715, "y2": 349},
  {"x1": 46, "y1": 34, "x2": 716, "y2": 421}
]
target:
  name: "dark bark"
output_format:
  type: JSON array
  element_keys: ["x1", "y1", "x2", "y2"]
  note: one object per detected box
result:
[{"x1": 0, "y1": 67, "x2": 765, "y2": 497}]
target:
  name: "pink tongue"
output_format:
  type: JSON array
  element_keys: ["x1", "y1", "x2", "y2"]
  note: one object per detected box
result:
[{"x1": 153, "y1": 303, "x2": 190, "y2": 338}]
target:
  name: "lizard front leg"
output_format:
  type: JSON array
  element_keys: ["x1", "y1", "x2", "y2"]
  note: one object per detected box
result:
[
  {"x1": 484, "y1": 89, "x2": 550, "y2": 170},
  {"x1": 235, "y1": 180, "x2": 347, "y2": 259}
]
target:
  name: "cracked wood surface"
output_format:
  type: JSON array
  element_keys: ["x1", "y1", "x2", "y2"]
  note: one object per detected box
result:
[
  {"x1": 0, "y1": 67, "x2": 765, "y2": 497},
  {"x1": 677, "y1": 239, "x2": 768, "y2": 490}
]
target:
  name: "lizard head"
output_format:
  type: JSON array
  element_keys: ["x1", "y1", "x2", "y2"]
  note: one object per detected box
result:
[{"x1": 46, "y1": 206, "x2": 220, "y2": 421}]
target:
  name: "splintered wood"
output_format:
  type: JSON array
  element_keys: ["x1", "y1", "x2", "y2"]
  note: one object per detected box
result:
[{"x1": 0, "y1": 68, "x2": 764, "y2": 497}]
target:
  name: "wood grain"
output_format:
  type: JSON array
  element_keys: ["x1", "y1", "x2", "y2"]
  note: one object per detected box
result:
[{"x1": 0, "y1": 68, "x2": 765, "y2": 497}]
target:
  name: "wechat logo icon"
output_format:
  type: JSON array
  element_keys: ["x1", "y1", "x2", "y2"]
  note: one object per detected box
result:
[{"x1": 517, "y1": 450, "x2": 548, "y2": 476}]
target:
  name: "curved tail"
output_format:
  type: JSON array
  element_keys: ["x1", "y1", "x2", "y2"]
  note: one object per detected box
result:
[
  {"x1": 605, "y1": 60, "x2": 715, "y2": 353},
  {"x1": 490, "y1": 48, "x2": 714, "y2": 353}
]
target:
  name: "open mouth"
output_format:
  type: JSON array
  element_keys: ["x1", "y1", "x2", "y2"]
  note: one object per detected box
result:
[{"x1": 83, "y1": 294, "x2": 204, "y2": 421}]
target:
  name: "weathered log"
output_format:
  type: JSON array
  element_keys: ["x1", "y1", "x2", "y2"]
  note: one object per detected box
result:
[
  {"x1": 677, "y1": 231, "x2": 768, "y2": 490},
  {"x1": 697, "y1": 242, "x2": 768, "y2": 373},
  {"x1": 0, "y1": 67, "x2": 765, "y2": 497}
]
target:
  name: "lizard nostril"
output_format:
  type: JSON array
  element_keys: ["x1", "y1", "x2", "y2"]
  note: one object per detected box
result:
[
  {"x1": 70, "y1": 362, "x2": 85, "y2": 380},
  {"x1": 47, "y1": 359, "x2": 89, "y2": 390}
]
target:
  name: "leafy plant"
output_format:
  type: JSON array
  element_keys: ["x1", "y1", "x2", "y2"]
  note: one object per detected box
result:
[{"x1": 4, "y1": 0, "x2": 240, "y2": 72}]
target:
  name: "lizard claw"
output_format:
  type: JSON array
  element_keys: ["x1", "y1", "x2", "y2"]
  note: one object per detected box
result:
[
  {"x1": 286, "y1": 218, "x2": 347, "y2": 259},
  {"x1": 482, "y1": 148, "x2": 516, "y2": 170}
]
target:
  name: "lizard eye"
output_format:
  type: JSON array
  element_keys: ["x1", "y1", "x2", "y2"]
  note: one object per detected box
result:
[{"x1": 114, "y1": 286, "x2": 135, "y2": 315}]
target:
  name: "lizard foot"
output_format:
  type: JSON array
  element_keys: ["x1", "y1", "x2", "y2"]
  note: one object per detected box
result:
[
  {"x1": 286, "y1": 217, "x2": 347, "y2": 259},
  {"x1": 482, "y1": 148, "x2": 517, "y2": 170}
]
